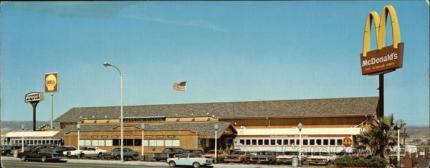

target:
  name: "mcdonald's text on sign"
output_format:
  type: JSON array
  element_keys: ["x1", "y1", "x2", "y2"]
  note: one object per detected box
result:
[
  {"x1": 25, "y1": 92, "x2": 44, "y2": 103},
  {"x1": 45, "y1": 72, "x2": 58, "y2": 92},
  {"x1": 361, "y1": 43, "x2": 404, "y2": 75}
]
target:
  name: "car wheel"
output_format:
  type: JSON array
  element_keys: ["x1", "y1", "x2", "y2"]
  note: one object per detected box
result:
[
  {"x1": 41, "y1": 156, "x2": 47, "y2": 162},
  {"x1": 192, "y1": 162, "x2": 200, "y2": 168},
  {"x1": 97, "y1": 153, "x2": 102, "y2": 159},
  {"x1": 21, "y1": 156, "x2": 26, "y2": 161},
  {"x1": 168, "y1": 161, "x2": 176, "y2": 167}
]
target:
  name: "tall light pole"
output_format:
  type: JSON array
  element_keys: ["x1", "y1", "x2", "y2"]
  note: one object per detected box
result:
[
  {"x1": 77, "y1": 122, "x2": 80, "y2": 151},
  {"x1": 214, "y1": 124, "x2": 219, "y2": 164},
  {"x1": 298, "y1": 122, "x2": 303, "y2": 166},
  {"x1": 141, "y1": 123, "x2": 145, "y2": 160},
  {"x1": 21, "y1": 124, "x2": 24, "y2": 153},
  {"x1": 396, "y1": 125, "x2": 400, "y2": 167},
  {"x1": 103, "y1": 62, "x2": 124, "y2": 162}
]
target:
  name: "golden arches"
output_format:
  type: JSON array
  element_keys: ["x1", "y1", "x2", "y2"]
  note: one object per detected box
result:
[{"x1": 362, "y1": 5, "x2": 402, "y2": 57}]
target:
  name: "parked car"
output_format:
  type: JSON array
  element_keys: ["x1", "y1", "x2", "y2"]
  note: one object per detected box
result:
[
  {"x1": 203, "y1": 150, "x2": 227, "y2": 163},
  {"x1": 19, "y1": 146, "x2": 62, "y2": 162},
  {"x1": 249, "y1": 151, "x2": 277, "y2": 164},
  {"x1": 153, "y1": 148, "x2": 184, "y2": 161},
  {"x1": 224, "y1": 150, "x2": 250, "y2": 163},
  {"x1": 304, "y1": 152, "x2": 337, "y2": 165},
  {"x1": 101, "y1": 147, "x2": 139, "y2": 160},
  {"x1": 183, "y1": 149, "x2": 204, "y2": 156},
  {"x1": 167, "y1": 152, "x2": 213, "y2": 168},
  {"x1": 275, "y1": 152, "x2": 298, "y2": 164},
  {"x1": 1, "y1": 145, "x2": 14, "y2": 156},
  {"x1": 64, "y1": 147, "x2": 106, "y2": 158}
]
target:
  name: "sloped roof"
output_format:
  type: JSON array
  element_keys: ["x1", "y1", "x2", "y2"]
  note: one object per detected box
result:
[
  {"x1": 6, "y1": 131, "x2": 60, "y2": 138},
  {"x1": 55, "y1": 97, "x2": 378, "y2": 123},
  {"x1": 55, "y1": 122, "x2": 233, "y2": 139}
]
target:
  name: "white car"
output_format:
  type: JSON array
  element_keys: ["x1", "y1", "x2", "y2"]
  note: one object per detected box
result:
[
  {"x1": 167, "y1": 153, "x2": 213, "y2": 168},
  {"x1": 63, "y1": 147, "x2": 107, "y2": 158}
]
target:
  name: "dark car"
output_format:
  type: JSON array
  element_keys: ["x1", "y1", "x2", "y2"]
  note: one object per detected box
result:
[
  {"x1": 19, "y1": 146, "x2": 62, "y2": 162},
  {"x1": 153, "y1": 148, "x2": 184, "y2": 161},
  {"x1": 249, "y1": 151, "x2": 277, "y2": 164},
  {"x1": 224, "y1": 150, "x2": 250, "y2": 163},
  {"x1": 1, "y1": 145, "x2": 14, "y2": 156},
  {"x1": 101, "y1": 147, "x2": 139, "y2": 161}
]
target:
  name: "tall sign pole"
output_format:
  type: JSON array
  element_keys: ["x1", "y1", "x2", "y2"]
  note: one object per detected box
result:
[
  {"x1": 25, "y1": 92, "x2": 44, "y2": 131},
  {"x1": 360, "y1": 5, "x2": 404, "y2": 118},
  {"x1": 45, "y1": 72, "x2": 58, "y2": 129}
]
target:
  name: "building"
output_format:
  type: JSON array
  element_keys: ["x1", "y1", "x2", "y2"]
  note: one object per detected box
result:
[
  {"x1": 3, "y1": 131, "x2": 61, "y2": 146},
  {"x1": 53, "y1": 96, "x2": 378, "y2": 155}
]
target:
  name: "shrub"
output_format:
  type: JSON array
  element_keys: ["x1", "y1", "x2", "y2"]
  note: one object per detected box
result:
[{"x1": 332, "y1": 156, "x2": 387, "y2": 168}]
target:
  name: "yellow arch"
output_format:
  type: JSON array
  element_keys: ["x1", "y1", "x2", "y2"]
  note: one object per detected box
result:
[
  {"x1": 362, "y1": 5, "x2": 402, "y2": 57},
  {"x1": 379, "y1": 5, "x2": 401, "y2": 49},
  {"x1": 362, "y1": 11, "x2": 381, "y2": 57}
]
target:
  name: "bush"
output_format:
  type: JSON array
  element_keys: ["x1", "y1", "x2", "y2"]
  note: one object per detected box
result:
[{"x1": 332, "y1": 156, "x2": 387, "y2": 168}]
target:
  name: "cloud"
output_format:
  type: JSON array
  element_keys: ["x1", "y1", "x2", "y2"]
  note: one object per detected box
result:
[
  {"x1": 5, "y1": 2, "x2": 132, "y2": 18},
  {"x1": 124, "y1": 14, "x2": 228, "y2": 32}
]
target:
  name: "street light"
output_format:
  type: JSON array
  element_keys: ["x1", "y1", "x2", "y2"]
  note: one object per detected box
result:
[
  {"x1": 21, "y1": 124, "x2": 24, "y2": 153},
  {"x1": 141, "y1": 123, "x2": 145, "y2": 160},
  {"x1": 298, "y1": 122, "x2": 303, "y2": 166},
  {"x1": 395, "y1": 125, "x2": 400, "y2": 167},
  {"x1": 214, "y1": 124, "x2": 219, "y2": 164},
  {"x1": 103, "y1": 62, "x2": 124, "y2": 162},
  {"x1": 77, "y1": 122, "x2": 80, "y2": 151}
]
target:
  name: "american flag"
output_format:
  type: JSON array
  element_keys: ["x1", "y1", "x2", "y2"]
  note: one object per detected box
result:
[{"x1": 173, "y1": 81, "x2": 186, "y2": 91}]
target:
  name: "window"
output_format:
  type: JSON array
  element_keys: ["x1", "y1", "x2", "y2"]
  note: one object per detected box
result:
[
  {"x1": 239, "y1": 139, "x2": 244, "y2": 145},
  {"x1": 165, "y1": 140, "x2": 180, "y2": 147},
  {"x1": 303, "y1": 139, "x2": 309, "y2": 145},
  {"x1": 337, "y1": 139, "x2": 343, "y2": 146},
  {"x1": 252, "y1": 139, "x2": 257, "y2": 145},
  {"x1": 149, "y1": 140, "x2": 157, "y2": 147},
  {"x1": 270, "y1": 139, "x2": 276, "y2": 145},
  {"x1": 323, "y1": 139, "x2": 328, "y2": 145},
  {"x1": 277, "y1": 139, "x2": 282, "y2": 145},
  {"x1": 143, "y1": 140, "x2": 149, "y2": 146},
  {"x1": 156, "y1": 140, "x2": 164, "y2": 146},
  {"x1": 246, "y1": 139, "x2": 250, "y2": 145},
  {"x1": 330, "y1": 139, "x2": 336, "y2": 145},
  {"x1": 264, "y1": 139, "x2": 269, "y2": 145},
  {"x1": 124, "y1": 139, "x2": 134, "y2": 146},
  {"x1": 290, "y1": 139, "x2": 295, "y2": 145},
  {"x1": 113, "y1": 139, "x2": 119, "y2": 146},
  {"x1": 316, "y1": 139, "x2": 321, "y2": 145},
  {"x1": 258, "y1": 139, "x2": 263, "y2": 145},
  {"x1": 310, "y1": 139, "x2": 315, "y2": 145},
  {"x1": 296, "y1": 139, "x2": 299, "y2": 145},
  {"x1": 92, "y1": 140, "x2": 99, "y2": 146},
  {"x1": 134, "y1": 139, "x2": 141, "y2": 146},
  {"x1": 106, "y1": 140, "x2": 113, "y2": 146},
  {"x1": 283, "y1": 139, "x2": 289, "y2": 146}
]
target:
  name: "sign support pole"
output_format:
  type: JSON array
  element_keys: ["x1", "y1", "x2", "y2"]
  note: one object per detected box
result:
[
  {"x1": 51, "y1": 93, "x2": 54, "y2": 129},
  {"x1": 378, "y1": 74, "x2": 384, "y2": 118},
  {"x1": 31, "y1": 101, "x2": 39, "y2": 131}
]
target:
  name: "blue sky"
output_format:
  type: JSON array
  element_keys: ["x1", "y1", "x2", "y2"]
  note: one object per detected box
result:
[{"x1": 1, "y1": 1, "x2": 428, "y2": 126}]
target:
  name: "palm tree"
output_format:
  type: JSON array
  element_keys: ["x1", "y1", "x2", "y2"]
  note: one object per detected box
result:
[{"x1": 357, "y1": 115, "x2": 398, "y2": 159}]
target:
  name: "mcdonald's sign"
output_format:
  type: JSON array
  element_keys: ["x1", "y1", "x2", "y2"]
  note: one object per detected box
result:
[{"x1": 360, "y1": 5, "x2": 404, "y2": 75}]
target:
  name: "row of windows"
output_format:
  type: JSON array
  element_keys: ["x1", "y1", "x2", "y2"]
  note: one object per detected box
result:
[
  {"x1": 5, "y1": 139, "x2": 61, "y2": 145},
  {"x1": 80, "y1": 139, "x2": 180, "y2": 147},
  {"x1": 237, "y1": 138, "x2": 345, "y2": 146}
]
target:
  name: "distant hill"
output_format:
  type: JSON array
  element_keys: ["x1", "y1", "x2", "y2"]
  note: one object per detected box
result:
[{"x1": 1, "y1": 121, "x2": 48, "y2": 135}]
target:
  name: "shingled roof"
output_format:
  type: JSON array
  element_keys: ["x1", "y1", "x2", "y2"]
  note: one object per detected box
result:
[
  {"x1": 55, "y1": 97, "x2": 378, "y2": 123},
  {"x1": 55, "y1": 122, "x2": 233, "y2": 139}
]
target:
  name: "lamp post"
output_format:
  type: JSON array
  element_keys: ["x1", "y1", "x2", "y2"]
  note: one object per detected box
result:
[
  {"x1": 141, "y1": 123, "x2": 145, "y2": 160},
  {"x1": 21, "y1": 124, "x2": 24, "y2": 153},
  {"x1": 77, "y1": 122, "x2": 80, "y2": 151},
  {"x1": 395, "y1": 125, "x2": 400, "y2": 167},
  {"x1": 298, "y1": 122, "x2": 303, "y2": 166},
  {"x1": 103, "y1": 62, "x2": 124, "y2": 162},
  {"x1": 214, "y1": 124, "x2": 219, "y2": 164}
]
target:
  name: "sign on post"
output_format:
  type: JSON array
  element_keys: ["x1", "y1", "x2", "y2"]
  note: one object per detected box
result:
[
  {"x1": 45, "y1": 72, "x2": 58, "y2": 92},
  {"x1": 25, "y1": 92, "x2": 44, "y2": 103}
]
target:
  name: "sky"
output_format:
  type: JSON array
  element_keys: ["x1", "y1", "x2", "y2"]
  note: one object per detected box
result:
[{"x1": 0, "y1": 1, "x2": 428, "y2": 126}]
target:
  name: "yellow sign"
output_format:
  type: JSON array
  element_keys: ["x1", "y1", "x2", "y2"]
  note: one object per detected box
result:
[
  {"x1": 45, "y1": 72, "x2": 58, "y2": 92},
  {"x1": 360, "y1": 5, "x2": 404, "y2": 75}
]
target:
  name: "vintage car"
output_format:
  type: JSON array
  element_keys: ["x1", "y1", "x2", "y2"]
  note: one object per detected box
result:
[
  {"x1": 167, "y1": 153, "x2": 213, "y2": 168},
  {"x1": 275, "y1": 152, "x2": 298, "y2": 164},
  {"x1": 20, "y1": 146, "x2": 62, "y2": 162},
  {"x1": 223, "y1": 150, "x2": 250, "y2": 163},
  {"x1": 249, "y1": 151, "x2": 277, "y2": 164},
  {"x1": 64, "y1": 146, "x2": 106, "y2": 158},
  {"x1": 203, "y1": 150, "x2": 227, "y2": 163},
  {"x1": 304, "y1": 152, "x2": 337, "y2": 165},
  {"x1": 153, "y1": 148, "x2": 185, "y2": 161},
  {"x1": 101, "y1": 147, "x2": 139, "y2": 160}
]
